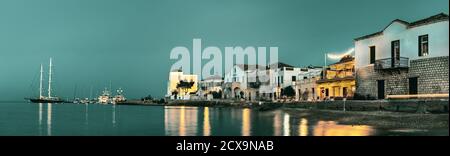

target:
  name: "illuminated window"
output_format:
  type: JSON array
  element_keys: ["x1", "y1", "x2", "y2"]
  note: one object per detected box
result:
[{"x1": 419, "y1": 35, "x2": 428, "y2": 56}]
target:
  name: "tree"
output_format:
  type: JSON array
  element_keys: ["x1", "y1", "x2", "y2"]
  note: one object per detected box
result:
[
  {"x1": 176, "y1": 80, "x2": 195, "y2": 96},
  {"x1": 141, "y1": 94, "x2": 153, "y2": 101},
  {"x1": 211, "y1": 91, "x2": 222, "y2": 99},
  {"x1": 281, "y1": 86, "x2": 296, "y2": 98},
  {"x1": 172, "y1": 90, "x2": 179, "y2": 99}
]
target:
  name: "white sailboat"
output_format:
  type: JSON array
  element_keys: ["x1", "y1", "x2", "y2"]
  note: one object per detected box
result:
[{"x1": 27, "y1": 58, "x2": 64, "y2": 103}]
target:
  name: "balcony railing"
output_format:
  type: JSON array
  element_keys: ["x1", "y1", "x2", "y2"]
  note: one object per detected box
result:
[{"x1": 374, "y1": 57, "x2": 409, "y2": 70}]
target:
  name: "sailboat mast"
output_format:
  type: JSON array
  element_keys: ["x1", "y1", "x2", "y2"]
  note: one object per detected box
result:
[
  {"x1": 39, "y1": 64, "x2": 43, "y2": 98},
  {"x1": 48, "y1": 58, "x2": 52, "y2": 98},
  {"x1": 89, "y1": 86, "x2": 93, "y2": 100}
]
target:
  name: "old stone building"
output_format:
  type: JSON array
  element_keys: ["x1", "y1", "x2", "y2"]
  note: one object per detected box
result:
[{"x1": 354, "y1": 13, "x2": 449, "y2": 99}]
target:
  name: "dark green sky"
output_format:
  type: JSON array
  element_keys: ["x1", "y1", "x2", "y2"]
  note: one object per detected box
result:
[{"x1": 0, "y1": 0, "x2": 448, "y2": 100}]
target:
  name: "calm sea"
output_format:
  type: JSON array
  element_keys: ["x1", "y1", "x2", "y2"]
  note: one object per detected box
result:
[{"x1": 0, "y1": 102, "x2": 445, "y2": 136}]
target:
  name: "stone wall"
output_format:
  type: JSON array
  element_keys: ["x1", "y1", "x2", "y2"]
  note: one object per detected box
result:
[
  {"x1": 384, "y1": 70, "x2": 409, "y2": 95},
  {"x1": 356, "y1": 56, "x2": 449, "y2": 99},
  {"x1": 355, "y1": 65, "x2": 377, "y2": 98},
  {"x1": 356, "y1": 65, "x2": 408, "y2": 99},
  {"x1": 409, "y1": 56, "x2": 449, "y2": 94}
]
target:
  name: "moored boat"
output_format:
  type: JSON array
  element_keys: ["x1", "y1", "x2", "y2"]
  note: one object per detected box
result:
[
  {"x1": 112, "y1": 88, "x2": 126, "y2": 104},
  {"x1": 27, "y1": 58, "x2": 64, "y2": 103},
  {"x1": 98, "y1": 88, "x2": 111, "y2": 104}
]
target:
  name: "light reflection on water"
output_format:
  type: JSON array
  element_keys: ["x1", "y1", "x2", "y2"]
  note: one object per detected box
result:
[
  {"x1": 36, "y1": 103, "x2": 53, "y2": 136},
  {"x1": 283, "y1": 113, "x2": 290, "y2": 136},
  {"x1": 272, "y1": 110, "x2": 376, "y2": 136},
  {"x1": 313, "y1": 121, "x2": 375, "y2": 136},
  {"x1": 241, "y1": 108, "x2": 251, "y2": 136},
  {"x1": 38, "y1": 103, "x2": 43, "y2": 136},
  {"x1": 203, "y1": 107, "x2": 211, "y2": 136},
  {"x1": 47, "y1": 103, "x2": 52, "y2": 136},
  {"x1": 299, "y1": 118, "x2": 308, "y2": 136},
  {"x1": 164, "y1": 106, "x2": 198, "y2": 136},
  {"x1": 0, "y1": 102, "x2": 388, "y2": 136},
  {"x1": 163, "y1": 106, "x2": 376, "y2": 136}
]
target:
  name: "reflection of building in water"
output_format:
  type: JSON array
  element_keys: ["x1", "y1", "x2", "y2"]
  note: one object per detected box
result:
[
  {"x1": 164, "y1": 106, "x2": 198, "y2": 136},
  {"x1": 273, "y1": 111, "x2": 291, "y2": 136},
  {"x1": 241, "y1": 108, "x2": 251, "y2": 136},
  {"x1": 313, "y1": 121, "x2": 374, "y2": 136},
  {"x1": 203, "y1": 107, "x2": 211, "y2": 136},
  {"x1": 298, "y1": 118, "x2": 308, "y2": 136},
  {"x1": 179, "y1": 106, "x2": 186, "y2": 136},
  {"x1": 283, "y1": 113, "x2": 290, "y2": 136},
  {"x1": 273, "y1": 111, "x2": 282, "y2": 136}
]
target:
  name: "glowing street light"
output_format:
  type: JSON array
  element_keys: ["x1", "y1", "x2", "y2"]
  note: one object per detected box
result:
[{"x1": 324, "y1": 47, "x2": 355, "y2": 67}]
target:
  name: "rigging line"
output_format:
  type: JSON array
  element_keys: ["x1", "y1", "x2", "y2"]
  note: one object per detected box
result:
[{"x1": 28, "y1": 66, "x2": 41, "y2": 97}]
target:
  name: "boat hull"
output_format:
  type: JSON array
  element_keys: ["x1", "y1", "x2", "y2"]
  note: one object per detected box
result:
[{"x1": 28, "y1": 98, "x2": 64, "y2": 103}]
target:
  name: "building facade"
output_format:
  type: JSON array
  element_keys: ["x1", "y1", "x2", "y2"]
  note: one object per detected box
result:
[
  {"x1": 198, "y1": 75, "x2": 224, "y2": 100},
  {"x1": 223, "y1": 64, "x2": 264, "y2": 100},
  {"x1": 354, "y1": 13, "x2": 449, "y2": 99},
  {"x1": 295, "y1": 66, "x2": 323, "y2": 101},
  {"x1": 257, "y1": 62, "x2": 303, "y2": 101},
  {"x1": 317, "y1": 55, "x2": 356, "y2": 100},
  {"x1": 166, "y1": 69, "x2": 198, "y2": 100}
]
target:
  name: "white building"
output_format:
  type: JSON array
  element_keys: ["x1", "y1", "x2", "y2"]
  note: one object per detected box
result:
[
  {"x1": 355, "y1": 13, "x2": 449, "y2": 68},
  {"x1": 198, "y1": 75, "x2": 223, "y2": 100},
  {"x1": 354, "y1": 13, "x2": 449, "y2": 99},
  {"x1": 223, "y1": 64, "x2": 265, "y2": 100},
  {"x1": 297, "y1": 66, "x2": 323, "y2": 81},
  {"x1": 166, "y1": 69, "x2": 199, "y2": 100},
  {"x1": 257, "y1": 62, "x2": 304, "y2": 100},
  {"x1": 294, "y1": 66, "x2": 323, "y2": 101}
]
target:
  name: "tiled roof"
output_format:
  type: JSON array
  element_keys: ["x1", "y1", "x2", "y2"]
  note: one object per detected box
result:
[
  {"x1": 329, "y1": 55, "x2": 355, "y2": 65},
  {"x1": 354, "y1": 13, "x2": 449, "y2": 41},
  {"x1": 408, "y1": 13, "x2": 449, "y2": 28}
]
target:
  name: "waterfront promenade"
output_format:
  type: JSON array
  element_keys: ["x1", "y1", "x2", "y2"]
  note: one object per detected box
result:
[{"x1": 165, "y1": 99, "x2": 449, "y2": 114}]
